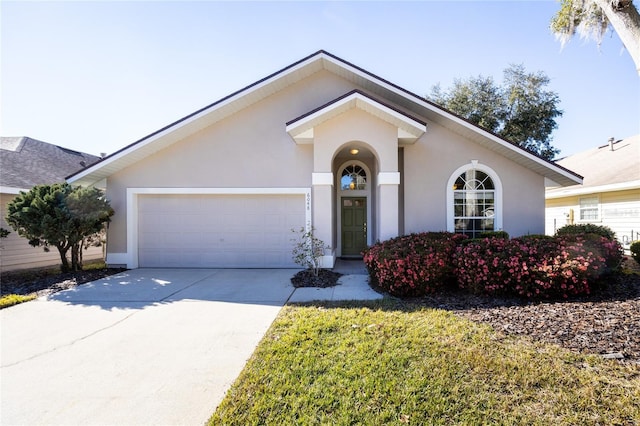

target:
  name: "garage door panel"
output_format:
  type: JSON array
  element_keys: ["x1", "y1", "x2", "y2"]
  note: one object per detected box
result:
[
  {"x1": 264, "y1": 232, "x2": 287, "y2": 248},
  {"x1": 264, "y1": 214, "x2": 284, "y2": 229},
  {"x1": 138, "y1": 194, "x2": 305, "y2": 268},
  {"x1": 245, "y1": 232, "x2": 264, "y2": 246},
  {"x1": 284, "y1": 214, "x2": 305, "y2": 232},
  {"x1": 180, "y1": 215, "x2": 208, "y2": 232},
  {"x1": 139, "y1": 232, "x2": 164, "y2": 248},
  {"x1": 201, "y1": 232, "x2": 222, "y2": 247}
]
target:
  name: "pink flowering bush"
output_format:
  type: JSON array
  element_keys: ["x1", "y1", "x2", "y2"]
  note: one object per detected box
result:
[
  {"x1": 365, "y1": 230, "x2": 623, "y2": 300},
  {"x1": 454, "y1": 234, "x2": 623, "y2": 299},
  {"x1": 362, "y1": 232, "x2": 467, "y2": 297}
]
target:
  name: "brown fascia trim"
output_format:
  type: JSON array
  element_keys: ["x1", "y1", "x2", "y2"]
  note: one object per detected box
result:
[
  {"x1": 67, "y1": 49, "x2": 582, "y2": 182},
  {"x1": 285, "y1": 89, "x2": 427, "y2": 127}
]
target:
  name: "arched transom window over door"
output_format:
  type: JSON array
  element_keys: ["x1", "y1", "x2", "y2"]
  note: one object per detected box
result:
[
  {"x1": 452, "y1": 169, "x2": 496, "y2": 238},
  {"x1": 341, "y1": 164, "x2": 367, "y2": 191}
]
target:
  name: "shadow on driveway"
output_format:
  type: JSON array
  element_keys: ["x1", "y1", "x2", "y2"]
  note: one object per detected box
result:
[{"x1": 48, "y1": 268, "x2": 298, "y2": 310}]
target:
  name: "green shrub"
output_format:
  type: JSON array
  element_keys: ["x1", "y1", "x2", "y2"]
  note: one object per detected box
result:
[
  {"x1": 630, "y1": 241, "x2": 640, "y2": 265},
  {"x1": 518, "y1": 234, "x2": 554, "y2": 241},
  {"x1": 555, "y1": 224, "x2": 616, "y2": 241},
  {"x1": 479, "y1": 230, "x2": 509, "y2": 239}
]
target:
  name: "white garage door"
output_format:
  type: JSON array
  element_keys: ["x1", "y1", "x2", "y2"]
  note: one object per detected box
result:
[{"x1": 138, "y1": 194, "x2": 306, "y2": 268}]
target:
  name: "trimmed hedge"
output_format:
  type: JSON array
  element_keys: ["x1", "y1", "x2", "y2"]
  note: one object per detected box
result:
[
  {"x1": 479, "y1": 230, "x2": 510, "y2": 239},
  {"x1": 362, "y1": 232, "x2": 467, "y2": 297},
  {"x1": 363, "y1": 231, "x2": 623, "y2": 299},
  {"x1": 555, "y1": 223, "x2": 616, "y2": 241},
  {"x1": 630, "y1": 241, "x2": 640, "y2": 266}
]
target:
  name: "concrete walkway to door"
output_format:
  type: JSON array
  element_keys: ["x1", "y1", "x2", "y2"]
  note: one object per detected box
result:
[{"x1": 1, "y1": 266, "x2": 381, "y2": 425}]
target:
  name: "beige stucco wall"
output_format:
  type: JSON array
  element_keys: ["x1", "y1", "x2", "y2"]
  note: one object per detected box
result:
[
  {"x1": 545, "y1": 188, "x2": 640, "y2": 250},
  {"x1": 0, "y1": 193, "x2": 104, "y2": 272},
  {"x1": 106, "y1": 70, "x2": 357, "y2": 253},
  {"x1": 104, "y1": 68, "x2": 551, "y2": 261},
  {"x1": 403, "y1": 122, "x2": 546, "y2": 237}
]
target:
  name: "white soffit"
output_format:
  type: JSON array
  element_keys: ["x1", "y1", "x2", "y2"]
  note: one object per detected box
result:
[{"x1": 286, "y1": 91, "x2": 426, "y2": 144}]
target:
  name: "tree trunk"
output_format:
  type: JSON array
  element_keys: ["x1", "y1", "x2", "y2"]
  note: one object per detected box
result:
[
  {"x1": 71, "y1": 243, "x2": 82, "y2": 271},
  {"x1": 79, "y1": 238, "x2": 85, "y2": 269},
  {"x1": 594, "y1": 0, "x2": 640, "y2": 74},
  {"x1": 56, "y1": 244, "x2": 71, "y2": 273}
]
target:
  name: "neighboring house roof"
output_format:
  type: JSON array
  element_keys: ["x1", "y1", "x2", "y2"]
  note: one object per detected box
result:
[
  {"x1": 67, "y1": 50, "x2": 582, "y2": 187},
  {"x1": 0, "y1": 136, "x2": 100, "y2": 193},
  {"x1": 546, "y1": 134, "x2": 640, "y2": 199}
]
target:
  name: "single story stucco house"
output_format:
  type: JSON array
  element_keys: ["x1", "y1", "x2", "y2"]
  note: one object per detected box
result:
[{"x1": 68, "y1": 50, "x2": 582, "y2": 269}]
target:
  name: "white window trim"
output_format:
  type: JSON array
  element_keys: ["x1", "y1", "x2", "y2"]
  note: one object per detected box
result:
[
  {"x1": 578, "y1": 194, "x2": 601, "y2": 223},
  {"x1": 446, "y1": 161, "x2": 503, "y2": 234},
  {"x1": 112, "y1": 187, "x2": 312, "y2": 269}
]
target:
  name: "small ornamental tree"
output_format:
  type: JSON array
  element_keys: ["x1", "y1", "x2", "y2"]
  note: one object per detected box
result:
[
  {"x1": 5, "y1": 183, "x2": 114, "y2": 272},
  {"x1": 291, "y1": 227, "x2": 329, "y2": 277}
]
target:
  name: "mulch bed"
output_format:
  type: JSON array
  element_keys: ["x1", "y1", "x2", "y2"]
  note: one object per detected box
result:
[
  {"x1": 3, "y1": 260, "x2": 639, "y2": 365},
  {"x1": 291, "y1": 269, "x2": 343, "y2": 288},
  {"x1": 1, "y1": 267, "x2": 127, "y2": 299},
  {"x1": 411, "y1": 257, "x2": 640, "y2": 365}
]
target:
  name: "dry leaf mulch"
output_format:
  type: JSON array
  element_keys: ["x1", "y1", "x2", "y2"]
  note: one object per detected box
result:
[{"x1": 415, "y1": 264, "x2": 640, "y2": 365}]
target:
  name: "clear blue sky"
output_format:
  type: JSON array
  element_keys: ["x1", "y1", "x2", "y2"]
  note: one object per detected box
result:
[{"x1": 2, "y1": 1, "x2": 639, "y2": 159}]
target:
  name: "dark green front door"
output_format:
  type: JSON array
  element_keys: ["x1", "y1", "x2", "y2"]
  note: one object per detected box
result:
[{"x1": 342, "y1": 197, "x2": 367, "y2": 257}]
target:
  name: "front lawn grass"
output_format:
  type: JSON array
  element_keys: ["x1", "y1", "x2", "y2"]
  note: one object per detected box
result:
[{"x1": 209, "y1": 300, "x2": 639, "y2": 425}]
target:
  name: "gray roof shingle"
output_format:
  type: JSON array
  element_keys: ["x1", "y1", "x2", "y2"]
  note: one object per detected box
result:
[
  {"x1": 0, "y1": 137, "x2": 101, "y2": 189},
  {"x1": 547, "y1": 134, "x2": 639, "y2": 195}
]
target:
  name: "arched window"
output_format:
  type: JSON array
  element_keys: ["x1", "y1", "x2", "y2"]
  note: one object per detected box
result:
[
  {"x1": 452, "y1": 169, "x2": 496, "y2": 238},
  {"x1": 341, "y1": 164, "x2": 367, "y2": 191}
]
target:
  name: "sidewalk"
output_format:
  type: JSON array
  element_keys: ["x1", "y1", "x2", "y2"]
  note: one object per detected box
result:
[{"x1": 288, "y1": 259, "x2": 383, "y2": 303}]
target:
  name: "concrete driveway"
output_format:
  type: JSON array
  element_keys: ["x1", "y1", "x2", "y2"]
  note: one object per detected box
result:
[{"x1": 1, "y1": 268, "x2": 298, "y2": 425}]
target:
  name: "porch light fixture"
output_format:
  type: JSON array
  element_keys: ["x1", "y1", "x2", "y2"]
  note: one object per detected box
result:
[{"x1": 350, "y1": 148, "x2": 359, "y2": 155}]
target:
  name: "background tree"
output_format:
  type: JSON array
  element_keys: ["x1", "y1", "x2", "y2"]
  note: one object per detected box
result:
[
  {"x1": 551, "y1": 0, "x2": 640, "y2": 74},
  {"x1": 5, "y1": 183, "x2": 113, "y2": 272},
  {"x1": 429, "y1": 64, "x2": 563, "y2": 160}
]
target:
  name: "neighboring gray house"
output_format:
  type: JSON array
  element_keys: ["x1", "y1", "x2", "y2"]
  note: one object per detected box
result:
[
  {"x1": 546, "y1": 135, "x2": 640, "y2": 252},
  {"x1": 68, "y1": 50, "x2": 582, "y2": 269},
  {"x1": 0, "y1": 136, "x2": 103, "y2": 271}
]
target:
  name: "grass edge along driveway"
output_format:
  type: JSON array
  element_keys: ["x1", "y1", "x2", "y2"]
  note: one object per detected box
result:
[{"x1": 209, "y1": 299, "x2": 639, "y2": 425}]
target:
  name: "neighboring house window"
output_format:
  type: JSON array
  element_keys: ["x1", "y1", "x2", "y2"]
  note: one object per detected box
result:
[
  {"x1": 341, "y1": 164, "x2": 367, "y2": 190},
  {"x1": 452, "y1": 169, "x2": 496, "y2": 238},
  {"x1": 579, "y1": 196, "x2": 600, "y2": 221}
]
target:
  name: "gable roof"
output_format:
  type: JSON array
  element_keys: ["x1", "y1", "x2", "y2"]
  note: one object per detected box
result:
[
  {"x1": 1, "y1": 136, "x2": 100, "y2": 193},
  {"x1": 67, "y1": 50, "x2": 582, "y2": 187},
  {"x1": 546, "y1": 134, "x2": 640, "y2": 198},
  {"x1": 286, "y1": 90, "x2": 427, "y2": 144}
]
